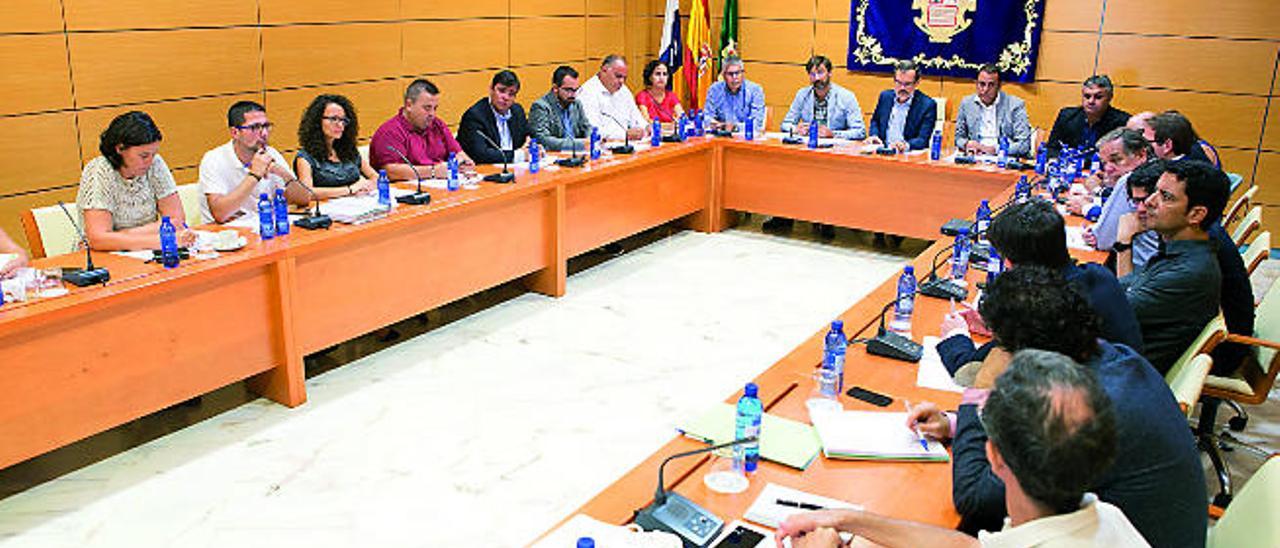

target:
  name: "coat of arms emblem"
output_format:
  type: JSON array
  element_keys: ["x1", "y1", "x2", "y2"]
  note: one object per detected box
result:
[{"x1": 912, "y1": 0, "x2": 978, "y2": 43}]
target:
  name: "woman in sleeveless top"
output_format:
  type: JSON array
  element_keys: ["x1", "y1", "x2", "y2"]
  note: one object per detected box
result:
[{"x1": 295, "y1": 94, "x2": 378, "y2": 199}]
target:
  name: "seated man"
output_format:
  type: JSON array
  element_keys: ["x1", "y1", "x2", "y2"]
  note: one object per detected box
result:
[
  {"x1": 369, "y1": 79, "x2": 475, "y2": 182},
  {"x1": 702, "y1": 55, "x2": 766, "y2": 133},
  {"x1": 1129, "y1": 110, "x2": 1220, "y2": 167},
  {"x1": 577, "y1": 55, "x2": 649, "y2": 142},
  {"x1": 200, "y1": 101, "x2": 309, "y2": 225},
  {"x1": 1118, "y1": 160, "x2": 1228, "y2": 374},
  {"x1": 457, "y1": 70, "x2": 530, "y2": 165},
  {"x1": 1045, "y1": 75, "x2": 1130, "y2": 157},
  {"x1": 920, "y1": 266, "x2": 1206, "y2": 548},
  {"x1": 1074, "y1": 129, "x2": 1154, "y2": 255},
  {"x1": 780, "y1": 55, "x2": 865, "y2": 140},
  {"x1": 938, "y1": 199, "x2": 1143, "y2": 375},
  {"x1": 953, "y1": 63, "x2": 1032, "y2": 157},
  {"x1": 528, "y1": 65, "x2": 592, "y2": 153},
  {"x1": 1101, "y1": 160, "x2": 1164, "y2": 272},
  {"x1": 866, "y1": 60, "x2": 937, "y2": 152},
  {"x1": 778, "y1": 350, "x2": 1147, "y2": 548},
  {"x1": 0, "y1": 227, "x2": 30, "y2": 278}
]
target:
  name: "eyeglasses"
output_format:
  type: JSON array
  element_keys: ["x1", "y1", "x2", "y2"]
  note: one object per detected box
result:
[
  {"x1": 236, "y1": 122, "x2": 274, "y2": 132},
  {"x1": 322, "y1": 116, "x2": 350, "y2": 125},
  {"x1": 724, "y1": 70, "x2": 744, "y2": 77},
  {"x1": 558, "y1": 86, "x2": 579, "y2": 93}
]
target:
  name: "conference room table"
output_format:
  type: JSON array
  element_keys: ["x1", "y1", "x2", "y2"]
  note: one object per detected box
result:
[{"x1": 0, "y1": 135, "x2": 1039, "y2": 483}]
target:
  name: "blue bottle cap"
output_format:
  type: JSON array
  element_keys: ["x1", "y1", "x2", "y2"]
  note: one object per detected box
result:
[
  {"x1": 576, "y1": 538, "x2": 594, "y2": 548},
  {"x1": 161, "y1": 215, "x2": 170, "y2": 223},
  {"x1": 744, "y1": 383, "x2": 758, "y2": 398},
  {"x1": 980, "y1": 199, "x2": 989, "y2": 207},
  {"x1": 259, "y1": 193, "x2": 268, "y2": 200},
  {"x1": 831, "y1": 320, "x2": 843, "y2": 331},
  {"x1": 957, "y1": 227, "x2": 970, "y2": 235},
  {"x1": 904, "y1": 265, "x2": 914, "y2": 274}
]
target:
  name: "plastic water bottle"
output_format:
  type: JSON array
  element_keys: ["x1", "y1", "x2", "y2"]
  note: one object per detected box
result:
[
  {"x1": 159, "y1": 216, "x2": 179, "y2": 268},
  {"x1": 975, "y1": 200, "x2": 991, "y2": 244},
  {"x1": 890, "y1": 266, "x2": 916, "y2": 335},
  {"x1": 997, "y1": 136, "x2": 1010, "y2": 168},
  {"x1": 588, "y1": 126, "x2": 601, "y2": 160},
  {"x1": 1016, "y1": 174, "x2": 1031, "y2": 202},
  {"x1": 376, "y1": 169, "x2": 390, "y2": 206},
  {"x1": 257, "y1": 193, "x2": 275, "y2": 240},
  {"x1": 446, "y1": 153, "x2": 460, "y2": 191},
  {"x1": 929, "y1": 128, "x2": 942, "y2": 161},
  {"x1": 651, "y1": 120, "x2": 661, "y2": 147},
  {"x1": 528, "y1": 138, "x2": 541, "y2": 174},
  {"x1": 744, "y1": 116, "x2": 755, "y2": 141},
  {"x1": 273, "y1": 187, "x2": 290, "y2": 236},
  {"x1": 987, "y1": 248, "x2": 1004, "y2": 284},
  {"x1": 823, "y1": 320, "x2": 847, "y2": 392},
  {"x1": 1035, "y1": 146, "x2": 1047, "y2": 175},
  {"x1": 951, "y1": 227, "x2": 971, "y2": 281},
  {"x1": 734, "y1": 383, "x2": 763, "y2": 473},
  {"x1": 807, "y1": 121, "x2": 819, "y2": 149},
  {"x1": 694, "y1": 110, "x2": 704, "y2": 136}
]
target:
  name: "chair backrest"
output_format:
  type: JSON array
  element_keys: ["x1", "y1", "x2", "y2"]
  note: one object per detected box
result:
[
  {"x1": 22, "y1": 203, "x2": 83, "y2": 259},
  {"x1": 1252, "y1": 280, "x2": 1280, "y2": 374},
  {"x1": 1243, "y1": 231, "x2": 1270, "y2": 277},
  {"x1": 1226, "y1": 172, "x2": 1244, "y2": 194},
  {"x1": 1225, "y1": 186, "x2": 1257, "y2": 232},
  {"x1": 1165, "y1": 353, "x2": 1213, "y2": 417},
  {"x1": 175, "y1": 183, "x2": 206, "y2": 226},
  {"x1": 933, "y1": 96, "x2": 947, "y2": 128},
  {"x1": 1208, "y1": 456, "x2": 1280, "y2": 547},
  {"x1": 358, "y1": 144, "x2": 370, "y2": 166},
  {"x1": 1231, "y1": 205, "x2": 1262, "y2": 246}
]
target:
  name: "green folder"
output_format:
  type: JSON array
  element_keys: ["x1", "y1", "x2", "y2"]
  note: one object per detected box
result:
[{"x1": 677, "y1": 403, "x2": 822, "y2": 470}]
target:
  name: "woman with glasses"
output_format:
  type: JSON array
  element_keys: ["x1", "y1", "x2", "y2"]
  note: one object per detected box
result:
[
  {"x1": 78, "y1": 111, "x2": 196, "y2": 251},
  {"x1": 295, "y1": 94, "x2": 377, "y2": 199}
]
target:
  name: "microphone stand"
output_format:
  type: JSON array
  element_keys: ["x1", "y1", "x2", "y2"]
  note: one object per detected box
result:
[
  {"x1": 633, "y1": 436, "x2": 758, "y2": 547},
  {"x1": 282, "y1": 179, "x2": 333, "y2": 230},
  {"x1": 599, "y1": 111, "x2": 635, "y2": 154},
  {"x1": 782, "y1": 86, "x2": 815, "y2": 146},
  {"x1": 860, "y1": 296, "x2": 925, "y2": 362},
  {"x1": 555, "y1": 131, "x2": 587, "y2": 167},
  {"x1": 56, "y1": 201, "x2": 110, "y2": 287},
  {"x1": 385, "y1": 145, "x2": 432, "y2": 205},
  {"x1": 917, "y1": 240, "x2": 970, "y2": 301},
  {"x1": 476, "y1": 130, "x2": 515, "y2": 183}
]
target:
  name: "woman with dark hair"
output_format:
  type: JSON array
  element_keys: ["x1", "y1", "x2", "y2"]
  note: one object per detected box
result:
[
  {"x1": 634, "y1": 60, "x2": 684, "y2": 124},
  {"x1": 295, "y1": 94, "x2": 377, "y2": 199},
  {"x1": 77, "y1": 111, "x2": 194, "y2": 251}
]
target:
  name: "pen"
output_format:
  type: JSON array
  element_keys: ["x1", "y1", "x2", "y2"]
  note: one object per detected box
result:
[
  {"x1": 776, "y1": 499, "x2": 824, "y2": 510},
  {"x1": 904, "y1": 399, "x2": 930, "y2": 451}
]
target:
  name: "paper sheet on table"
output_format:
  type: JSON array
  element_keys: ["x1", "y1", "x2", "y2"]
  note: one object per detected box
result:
[
  {"x1": 399, "y1": 176, "x2": 481, "y2": 190},
  {"x1": 529, "y1": 514, "x2": 682, "y2": 548},
  {"x1": 111, "y1": 250, "x2": 154, "y2": 261},
  {"x1": 0, "y1": 253, "x2": 17, "y2": 267},
  {"x1": 677, "y1": 403, "x2": 821, "y2": 470},
  {"x1": 811, "y1": 410, "x2": 950, "y2": 462},
  {"x1": 743, "y1": 483, "x2": 862, "y2": 529},
  {"x1": 917, "y1": 336, "x2": 964, "y2": 393},
  {"x1": 1065, "y1": 225, "x2": 1093, "y2": 251},
  {"x1": 763, "y1": 132, "x2": 856, "y2": 147}
]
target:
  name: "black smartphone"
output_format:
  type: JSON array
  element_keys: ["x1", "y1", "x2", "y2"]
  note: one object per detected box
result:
[
  {"x1": 846, "y1": 386, "x2": 893, "y2": 407},
  {"x1": 713, "y1": 525, "x2": 767, "y2": 548}
]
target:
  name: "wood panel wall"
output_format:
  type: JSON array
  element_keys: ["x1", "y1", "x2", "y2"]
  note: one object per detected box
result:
[
  {"x1": 0, "y1": 0, "x2": 642, "y2": 252},
  {"x1": 636, "y1": 0, "x2": 1280, "y2": 237}
]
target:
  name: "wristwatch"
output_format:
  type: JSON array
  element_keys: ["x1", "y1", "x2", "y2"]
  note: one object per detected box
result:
[{"x1": 1113, "y1": 240, "x2": 1133, "y2": 252}]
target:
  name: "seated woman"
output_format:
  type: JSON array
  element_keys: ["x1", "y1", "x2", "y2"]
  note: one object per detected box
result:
[
  {"x1": 0, "y1": 227, "x2": 30, "y2": 278},
  {"x1": 634, "y1": 60, "x2": 684, "y2": 125},
  {"x1": 78, "y1": 111, "x2": 195, "y2": 251},
  {"x1": 295, "y1": 94, "x2": 378, "y2": 199}
]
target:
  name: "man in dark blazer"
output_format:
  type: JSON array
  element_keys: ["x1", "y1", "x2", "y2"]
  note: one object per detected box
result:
[
  {"x1": 866, "y1": 60, "x2": 938, "y2": 152},
  {"x1": 458, "y1": 70, "x2": 530, "y2": 164}
]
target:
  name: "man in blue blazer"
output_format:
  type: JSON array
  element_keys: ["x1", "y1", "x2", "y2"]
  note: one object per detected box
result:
[{"x1": 866, "y1": 60, "x2": 937, "y2": 152}]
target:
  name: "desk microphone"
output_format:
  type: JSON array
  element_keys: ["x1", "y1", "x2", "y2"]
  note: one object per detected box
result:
[
  {"x1": 781, "y1": 87, "x2": 815, "y2": 146},
  {"x1": 861, "y1": 296, "x2": 924, "y2": 362},
  {"x1": 917, "y1": 240, "x2": 970, "y2": 301},
  {"x1": 475, "y1": 130, "x2": 516, "y2": 184},
  {"x1": 56, "y1": 201, "x2": 109, "y2": 287},
  {"x1": 385, "y1": 145, "x2": 432, "y2": 205},
  {"x1": 555, "y1": 132, "x2": 587, "y2": 168},
  {"x1": 599, "y1": 111, "x2": 636, "y2": 154},
  {"x1": 633, "y1": 436, "x2": 758, "y2": 548},
  {"x1": 282, "y1": 178, "x2": 333, "y2": 230}
]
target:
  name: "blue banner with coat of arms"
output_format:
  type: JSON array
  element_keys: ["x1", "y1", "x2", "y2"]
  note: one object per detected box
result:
[{"x1": 847, "y1": 0, "x2": 1046, "y2": 83}]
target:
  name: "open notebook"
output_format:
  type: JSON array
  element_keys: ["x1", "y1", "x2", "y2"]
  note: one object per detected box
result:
[{"x1": 811, "y1": 410, "x2": 949, "y2": 462}]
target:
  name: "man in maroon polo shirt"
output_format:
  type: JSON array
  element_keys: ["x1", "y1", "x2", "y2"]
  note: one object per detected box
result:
[{"x1": 370, "y1": 78, "x2": 475, "y2": 181}]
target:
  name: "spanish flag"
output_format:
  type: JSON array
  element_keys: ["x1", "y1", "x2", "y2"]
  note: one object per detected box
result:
[{"x1": 683, "y1": 0, "x2": 714, "y2": 110}]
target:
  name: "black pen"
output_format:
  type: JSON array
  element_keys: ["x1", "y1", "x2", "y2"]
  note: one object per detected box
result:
[{"x1": 776, "y1": 499, "x2": 825, "y2": 510}]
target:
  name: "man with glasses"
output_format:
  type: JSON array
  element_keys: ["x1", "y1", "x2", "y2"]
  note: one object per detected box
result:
[
  {"x1": 703, "y1": 55, "x2": 766, "y2": 133},
  {"x1": 1117, "y1": 160, "x2": 1228, "y2": 374},
  {"x1": 458, "y1": 70, "x2": 531, "y2": 165},
  {"x1": 529, "y1": 65, "x2": 592, "y2": 152},
  {"x1": 953, "y1": 63, "x2": 1032, "y2": 157},
  {"x1": 1045, "y1": 75, "x2": 1130, "y2": 157},
  {"x1": 578, "y1": 55, "x2": 649, "y2": 142},
  {"x1": 200, "y1": 101, "x2": 308, "y2": 225},
  {"x1": 866, "y1": 59, "x2": 937, "y2": 152}
]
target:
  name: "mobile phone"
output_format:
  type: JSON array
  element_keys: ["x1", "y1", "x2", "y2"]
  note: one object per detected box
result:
[
  {"x1": 846, "y1": 386, "x2": 893, "y2": 407},
  {"x1": 712, "y1": 525, "x2": 767, "y2": 548}
]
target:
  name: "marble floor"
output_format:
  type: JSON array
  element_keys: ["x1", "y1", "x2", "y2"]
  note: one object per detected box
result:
[{"x1": 0, "y1": 222, "x2": 915, "y2": 547}]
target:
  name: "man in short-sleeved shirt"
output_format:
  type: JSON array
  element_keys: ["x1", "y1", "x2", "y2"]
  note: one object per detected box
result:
[
  {"x1": 370, "y1": 78, "x2": 473, "y2": 181},
  {"x1": 78, "y1": 153, "x2": 178, "y2": 230},
  {"x1": 200, "y1": 101, "x2": 305, "y2": 225},
  {"x1": 577, "y1": 55, "x2": 649, "y2": 142}
]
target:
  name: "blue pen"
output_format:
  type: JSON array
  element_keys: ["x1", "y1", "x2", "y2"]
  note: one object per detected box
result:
[{"x1": 905, "y1": 399, "x2": 930, "y2": 451}]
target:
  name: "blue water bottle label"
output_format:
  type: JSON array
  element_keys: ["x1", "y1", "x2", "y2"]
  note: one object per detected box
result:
[
  {"x1": 651, "y1": 121, "x2": 661, "y2": 147},
  {"x1": 258, "y1": 195, "x2": 275, "y2": 240},
  {"x1": 808, "y1": 122, "x2": 819, "y2": 149},
  {"x1": 744, "y1": 118, "x2": 754, "y2": 141},
  {"x1": 274, "y1": 189, "x2": 289, "y2": 236}
]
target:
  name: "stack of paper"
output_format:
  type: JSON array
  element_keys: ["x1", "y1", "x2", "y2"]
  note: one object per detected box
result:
[
  {"x1": 677, "y1": 403, "x2": 822, "y2": 470},
  {"x1": 324, "y1": 195, "x2": 393, "y2": 225},
  {"x1": 743, "y1": 483, "x2": 862, "y2": 529},
  {"x1": 916, "y1": 336, "x2": 964, "y2": 393},
  {"x1": 811, "y1": 410, "x2": 949, "y2": 462},
  {"x1": 1065, "y1": 225, "x2": 1092, "y2": 251}
]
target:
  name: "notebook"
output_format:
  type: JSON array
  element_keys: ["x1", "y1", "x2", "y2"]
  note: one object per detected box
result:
[
  {"x1": 743, "y1": 483, "x2": 862, "y2": 529},
  {"x1": 811, "y1": 410, "x2": 949, "y2": 462},
  {"x1": 677, "y1": 403, "x2": 822, "y2": 470}
]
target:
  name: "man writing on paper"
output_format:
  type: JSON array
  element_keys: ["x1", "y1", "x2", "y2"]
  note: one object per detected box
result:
[{"x1": 778, "y1": 350, "x2": 1148, "y2": 547}]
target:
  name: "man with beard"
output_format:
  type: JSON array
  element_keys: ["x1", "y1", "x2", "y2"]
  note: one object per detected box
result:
[
  {"x1": 953, "y1": 63, "x2": 1032, "y2": 157},
  {"x1": 1045, "y1": 75, "x2": 1130, "y2": 157}
]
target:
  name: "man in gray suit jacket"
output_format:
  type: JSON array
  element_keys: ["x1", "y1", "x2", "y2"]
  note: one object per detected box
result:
[{"x1": 954, "y1": 64, "x2": 1032, "y2": 157}]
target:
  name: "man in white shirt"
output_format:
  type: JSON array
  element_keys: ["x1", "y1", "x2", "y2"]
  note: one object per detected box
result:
[
  {"x1": 954, "y1": 64, "x2": 1032, "y2": 157},
  {"x1": 775, "y1": 350, "x2": 1149, "y2": 548},
  {"x1": 199, "y1": 101, "x2": 308, "y2": 225},
  {"x1": 577, "y1": 55, "x2": 649, "y2": 142}
]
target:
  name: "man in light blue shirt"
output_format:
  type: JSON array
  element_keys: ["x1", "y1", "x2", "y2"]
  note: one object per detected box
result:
[
  {"x1": 703, "y1": 55, "x2": 766, "y2": 132},
  {"x1": 780, "y1": 55, "x2": 865, "y2": 141},
  {"x1": 1084, "y1": 129, "x2": 1159, "y2": 270}
]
